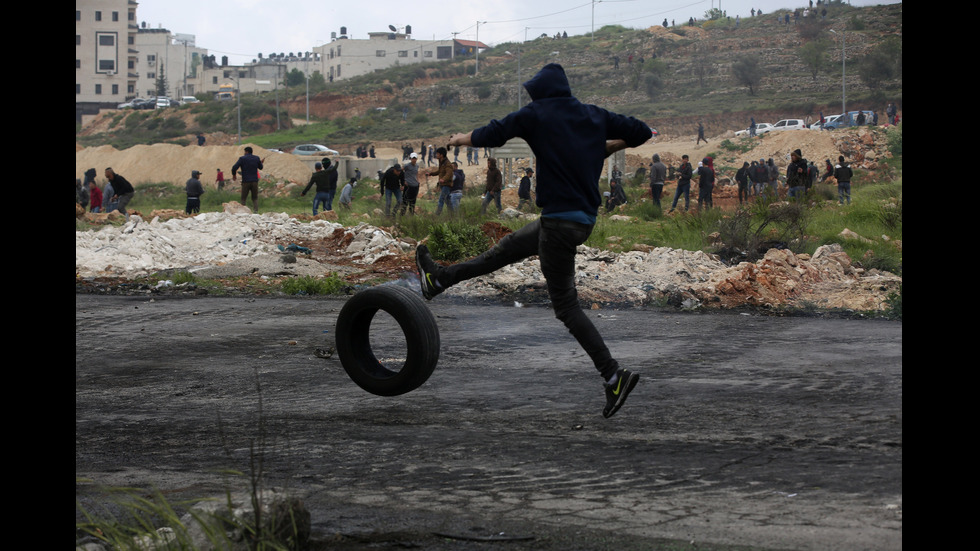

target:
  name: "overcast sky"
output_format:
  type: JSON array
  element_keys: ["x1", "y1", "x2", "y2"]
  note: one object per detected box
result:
[{"x1": 134, "y1": 0, "x2": 899, "y2": 65}]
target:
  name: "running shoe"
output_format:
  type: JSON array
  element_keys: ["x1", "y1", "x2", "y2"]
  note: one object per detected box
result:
[
  {"x1": 416, "y1": 244, "x2": 444, "y2": 300},
  {"x1": 602, "y1": 368, "x2": 639, "y2": 418}
]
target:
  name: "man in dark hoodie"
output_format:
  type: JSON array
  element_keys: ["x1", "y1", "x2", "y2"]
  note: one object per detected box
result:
[
  {"x1": 833, "y1": 155, "x2": 853, "y2": 205},
  {"x1": 696, "y1": 157, "x2": 714, "y2": 210},
  {"x1": 415, "y1": 63, "x2": 651, "y2": 418},
  {"x1": 668, "y1": 154, "x2": 693, "y2": 213}
]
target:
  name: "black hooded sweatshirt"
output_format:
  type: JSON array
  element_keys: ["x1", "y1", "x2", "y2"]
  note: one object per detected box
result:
[{"x1": 470, "y1": 63, "x2": 651, "y2": 223}]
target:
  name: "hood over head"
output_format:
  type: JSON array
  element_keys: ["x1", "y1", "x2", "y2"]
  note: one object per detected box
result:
[{"x1": 523, "y1": 63, "x2": 572, "y2": 101}]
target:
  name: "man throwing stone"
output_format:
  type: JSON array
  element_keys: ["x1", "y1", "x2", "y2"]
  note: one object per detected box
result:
[{"x1": 415, "y1": 63, "x2": 652, "y2": 418}]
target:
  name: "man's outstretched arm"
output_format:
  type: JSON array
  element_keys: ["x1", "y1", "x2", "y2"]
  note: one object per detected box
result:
[{"x1": 448, "y1": 132, "x2": 473, "y2": 148}]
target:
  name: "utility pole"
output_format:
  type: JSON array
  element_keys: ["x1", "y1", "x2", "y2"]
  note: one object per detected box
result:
[{"x1": 476, "y1": 21, "x2": 486, "y2": 74}]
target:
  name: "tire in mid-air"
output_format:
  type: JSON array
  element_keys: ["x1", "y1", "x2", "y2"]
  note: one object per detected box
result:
[{"x1": 335, "y1": 284, "x2": 440, "y2": 396}]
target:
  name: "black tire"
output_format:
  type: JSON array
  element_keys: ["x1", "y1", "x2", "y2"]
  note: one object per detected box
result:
[{"x1": 335, "y1": 285, "x2": 440, "y2": 396}]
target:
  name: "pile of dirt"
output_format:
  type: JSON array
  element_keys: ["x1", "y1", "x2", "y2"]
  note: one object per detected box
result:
[{"x1": 75, "y1": 144, "x2": 316, "y2": 188}]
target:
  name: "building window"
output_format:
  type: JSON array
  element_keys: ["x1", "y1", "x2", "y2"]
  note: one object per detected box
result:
[
  {"x1": 76, "y1": 35, "x2": 81, "y2": 45},
  {"x1": 376, "y1": 50, "x2": 386, "y2": 57},
  {"x1": 336, "y1": 65, "x2": 341, "y2": 77},
  {"x1": 112, "y1": 84, "x2": 119, "y2": 94},
  {"x1": 99, "y1": 34, "x2": 114, "y2": 46},
  {"x1": 76, "y1": 10, "x2": 80, "y2": 21},
  {"x1": 148, "y1": 72, "x2": 156, "y2": 79},
  {"x1": 112, "y1": 11, "x2": 119, "y2": 21},
  {"x1": 424, "y1": 50, "x2": 433, "y2": 58},
  {"x1": 414, "y1": 51, "x2": 418, "y2": 57},
  {"x1": 436, "y1": 46, "x2": 451, "y2": 59},
  {"x1": 76, "y1": 59, "x2": 81, "y2": 69},
  {"x1": 95, "y1": 84, "x2": 102, "y2": 94},
  {"x1": 76, "y1": 84, "x2": 81, "y2": 94},
  {"x1": 398, "y1": 50, "x2": 408, "y2": 57},
  {"x1": 99, "y1": 60, "x2": 116, "y2": 72},
  {"x1": 95, "y1": 11, "x2": 102, "y2": 21}
]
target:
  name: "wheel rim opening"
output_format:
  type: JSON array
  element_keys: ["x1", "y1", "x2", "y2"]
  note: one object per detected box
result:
[{"x1": 367, "y1": 309, "x2": 409, "y2": 374}]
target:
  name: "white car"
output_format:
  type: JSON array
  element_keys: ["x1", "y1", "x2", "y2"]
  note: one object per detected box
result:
[
  {"x1": 770, "y1": 119, "x2": 808, "y2": 132},
  {"x1": 735, "y1": 123, "x2": 773, "y2": 137},
  {"x1": 810, "y1": 115, "x2": 842, "y2": 130},
  {"x1": 293, "y1": 144, "x2": 340, "y2": 156},
  {"x1": 180, "y1": 96, "x2": 201, "y2": 105}
]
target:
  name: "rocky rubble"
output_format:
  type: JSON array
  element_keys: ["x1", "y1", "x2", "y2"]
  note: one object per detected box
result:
[{"x1": 76, "y1": 207, "x2": 901, "y2": 313}]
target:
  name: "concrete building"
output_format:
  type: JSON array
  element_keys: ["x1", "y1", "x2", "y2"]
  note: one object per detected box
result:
[
  {"x1": 315, "y1": 27, "x2": 485, "y2": 83},
  {"x1": 133, "y1": 25, "x2": 208, "y2": 99},
  {"x1": 77, "y1": 5, "x2": 488, "y2": 120},
  {"x1": 76, "y1": 0, "x2": 138, "y2": 120}
]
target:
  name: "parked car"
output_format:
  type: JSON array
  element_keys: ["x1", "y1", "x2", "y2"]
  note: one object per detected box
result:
[
  {"x1": 119, "y1": 98, "x2": 153, "y2": 110},
  {"x1": 822, "y1": 110, "x2": 877, "y2": 130},
  {"x1": 180, "y1": 96, "x2": 201, "y2": 105},
  {"x1": 155, "y1": 96, "x2": 172, "y2": 109},
  {"x1": 810, "y1": 114, "x2": 842, "y2": 130},
  {"x1": 293, "y1": 144, "x2": 340, "y2": 156},
  {"x1": 735, "y1": 123, "x2": 773, "y2": 137},
  {"x1": 769, "y1": 119, "x2": 808, "y2": 132}
]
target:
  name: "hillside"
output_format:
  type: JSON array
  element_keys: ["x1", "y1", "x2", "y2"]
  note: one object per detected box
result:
[{"x1": 76, "y1": 4, "x2": 902, "y2": 181}]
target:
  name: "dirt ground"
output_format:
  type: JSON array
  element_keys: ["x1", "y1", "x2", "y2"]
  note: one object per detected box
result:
[{"x1": 75, "y1": 293, "x2": 902, "y2": 550}]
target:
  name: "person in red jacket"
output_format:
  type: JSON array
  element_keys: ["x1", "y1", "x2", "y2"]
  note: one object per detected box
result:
[{"x1": 88, "y1": 181, "x2": 103, "y2": 213}]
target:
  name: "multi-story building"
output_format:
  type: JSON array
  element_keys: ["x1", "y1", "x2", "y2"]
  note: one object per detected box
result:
[
  {"x1": 76, "y1": 0, "x2": 138, "y2": 121},
  {"x1": 133, "y1": 25, "x2": 208, "y2": 99},
  {"x1": 77, "y1": 5, "x2": 487, "y2": 120}
]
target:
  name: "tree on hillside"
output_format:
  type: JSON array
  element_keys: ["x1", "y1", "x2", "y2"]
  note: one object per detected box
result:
[
  {"x1": 155, "y1": 66, "x2": 169, "y2": 97},
  {"x1": 641, "y1": 59, "x2": 668, "y2": 98},
  {"x1": 857, "y1": 36, "x2": 902, "y2": 93},
  {"x1": 692, "y1": 45, "x2": 711, "y2": 88},
  {"x1": 731, "y1": 55, "x2": 762, "y2": 95},
  {"x1": 286, "y1": 68, "x2": 307, "y2": 87},
  {"x1": 797, "y1": 16, "x2": 829, "y2": 42},
  {"x1": 798, "y1": 39, "x2": 832, "y2": 80}
]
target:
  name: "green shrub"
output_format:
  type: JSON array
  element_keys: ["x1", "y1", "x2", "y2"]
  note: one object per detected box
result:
[
  {"x1": 427, "y1": 221, "x2": 491, "y2": 262},
  {"x1": 886, "y1": 122, "x2": 902, "y2": 156},
  {"x1": 280, "y1": 274, "x2": 346, "y2": 295}
]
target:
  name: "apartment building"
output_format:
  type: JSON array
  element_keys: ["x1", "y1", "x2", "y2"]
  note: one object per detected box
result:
[
  {"x1": 77, "y1": 4, "x2": 487, "y2": 120},
  {"x1": 76, "y1": 0, "x2": 138, "y2": 120}
]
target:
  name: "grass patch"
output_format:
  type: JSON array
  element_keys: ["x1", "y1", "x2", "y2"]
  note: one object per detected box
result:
[{"x1": 280, "y1": 274, "x2": 347, "y2": 295}]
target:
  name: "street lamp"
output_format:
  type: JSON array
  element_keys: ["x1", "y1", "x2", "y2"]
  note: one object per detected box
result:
[
  {"x1": 475, "y1": 21, "x2": 487, "y2": 74},
  {"x1": 829, "y1": 28, "x2": 846, "y2": 118}
]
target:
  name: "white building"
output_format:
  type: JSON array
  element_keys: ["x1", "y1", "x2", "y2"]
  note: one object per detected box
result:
[
  {"x1": 133, "y1": 25, "x2": 208, "y2": 98},
  {"x1": 315, "y1": 27, "x2": 460, "y2": 83}
]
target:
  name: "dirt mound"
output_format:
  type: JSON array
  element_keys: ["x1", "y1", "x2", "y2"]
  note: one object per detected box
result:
[{"x1": 75, "y1": 143, "x2": 316, "y2": 188}]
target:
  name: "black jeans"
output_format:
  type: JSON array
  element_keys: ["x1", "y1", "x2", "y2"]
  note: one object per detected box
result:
[{"x1": 441, "y1": 217, "x2": 619, "y2": 380}]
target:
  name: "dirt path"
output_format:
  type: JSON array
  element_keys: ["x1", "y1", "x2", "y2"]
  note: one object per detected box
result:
[{"x1": 76, "y1": 294, "x2": 902, "y2": 550}]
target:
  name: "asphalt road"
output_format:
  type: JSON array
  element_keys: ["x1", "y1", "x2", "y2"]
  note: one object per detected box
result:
[{"x1": 75, "y1": 291, "x2": 902, "y2": 550}]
